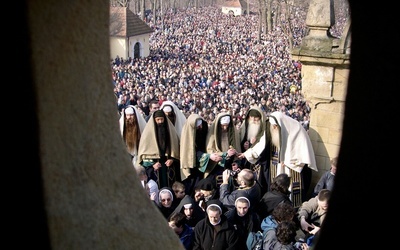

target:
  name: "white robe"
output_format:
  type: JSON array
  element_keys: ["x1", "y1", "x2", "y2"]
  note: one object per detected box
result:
[{"x1": 243, "y1": 111, "x2": 318, "y2": 173}]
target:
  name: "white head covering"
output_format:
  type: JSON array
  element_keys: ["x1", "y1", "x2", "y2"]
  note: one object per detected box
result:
[
  {"x1": 163, "y1": 105, "x2": 172, "y2": 113},
  {"x1": 183, "y1": 203, "x2": 193, "y2": 209},
  {"x1": 206, "y1": 204, "x2": 222, "y2": 214},
  {"x1": 125, "y1": 107, "x2": 134, "y2": 115},
  {"x1": 158, "y1": 189, "x2": 173, "y2": 202},
  {"x1": 269, "y1": 111, "x2": 318, "y2": 172},
  {"x1": 235, "y1": 196, "x2": 250, "y2": 208},
  {"x1": 160, "y1": 101, "x2": 187, "y2": 140},
  {"x1": 196, "y1": 119, "x2": 202, "y2": 127},
  {"x1": 220, "y1": 116, "x2": 230, "y2": 125},
  {"x1": 269, "y1": 117, "x2": 277, "y2": 125}
]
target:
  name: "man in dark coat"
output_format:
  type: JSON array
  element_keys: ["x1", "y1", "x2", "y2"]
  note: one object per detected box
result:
[
  {"x1": 219, "y1": 168, "x2": 262, "y2": 212},
  {"x1": 192, "y1": 200, "x2": 239, "y2": 250}
]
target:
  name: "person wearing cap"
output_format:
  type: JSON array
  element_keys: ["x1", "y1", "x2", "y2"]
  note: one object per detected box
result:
[
  {"x1": 160, "y1": 100, "x2": 187, "y2": 140},
  {"x1": 136, "y1": 110, "x2": 180, "y2": 189},
  {"x1": 193, "y1": 177, "x2": 219, "y2": 211},
  {"x1": 238, "y1": 106, "x2": 267, "y2": 171},
  {"x1": 237, "y1": 111, "x2": 318, "y2": 206},
  {"x1": 225, "y1": 196, "x2": 261, "y2": 250},
  {"x1": 205, "y1": 112, "x2": 241, "y2": 185},
  {"x1": 118, "y1": 105, "x2": 147, "y2": 167},
  {"x1": 180, "y1": 114, "x2": 211, "y2": 197},
  {"x1": 192, "y1": 200, "x2": 239, "y2": 249}
]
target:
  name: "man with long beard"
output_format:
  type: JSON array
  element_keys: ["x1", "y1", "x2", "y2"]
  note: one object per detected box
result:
[
  {"x1": 119, "y1": 105, "x2": 146, "y2": 167},
  {"x1": 238, "y1": 111, "x2": 318, "y2": 207},
  {"x1": 238, "y1": 106, "x2": 266, "y2": 171},
  {"x1": 136, "y1": 110, "x2": 180, "y2": 189}
]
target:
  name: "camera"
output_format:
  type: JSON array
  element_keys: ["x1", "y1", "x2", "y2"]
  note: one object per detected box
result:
[{"x1": 230, "y1": 168, "x2": 241, "y2": 178}]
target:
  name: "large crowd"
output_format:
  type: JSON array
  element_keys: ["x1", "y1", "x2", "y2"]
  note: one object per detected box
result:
[
  {"x1": 112, "y1": 5, "x2": 347, "y2": 130},
  {"x1": 114, "y1": 4, "x2": 348, "y2": 250}
]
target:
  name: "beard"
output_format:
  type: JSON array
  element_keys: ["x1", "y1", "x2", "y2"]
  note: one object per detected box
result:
[
  {"x1": 125, "y1": 119, "x2": 140, "y2": 152},
  {"x1": 195, "y1": 126, "x2": 207, "y2": 151},
  {"x1": 219, "y1": 129, "x2": 230, "y2": 152},
  {"x1": 247, "y1": 122, "x2": 261, "y2": 141},
  {"x1": 157, "y1": 123, "x2": 167, "y2": 151},
  {"x1": 270, "y1": 124, "x2": 280, "y2": 149}
]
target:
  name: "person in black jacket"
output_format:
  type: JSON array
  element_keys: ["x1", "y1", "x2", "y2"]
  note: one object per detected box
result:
[
  {"x1": 153, "y1": 187, "x2": 179, "y2": 219},
  {"x1": 193, "y1": 200, "x2": 239, "y2": 250},
  {"x1": 225, "y1": 196, "x2": 261, "y2": 250},
  {"x1": 257, "y1": 173, "x2": 292, "y2": 220},
  {"x1": 219, "y1": 168, "x2": 262, "y2": 212}
]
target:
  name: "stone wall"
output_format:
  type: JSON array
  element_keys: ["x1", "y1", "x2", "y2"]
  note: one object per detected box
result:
[{"x1": 291, "y1": 0, "x2": 350, "y2": 190}]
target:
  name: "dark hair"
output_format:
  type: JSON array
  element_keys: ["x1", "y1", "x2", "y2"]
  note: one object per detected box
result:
[
  {"x1": 276, "y1": 221, "x2": 297, "y2": 245},
  {"x1": 168, "y1": 212, "x2": 186, "y2": 228},
  {"x1": 270, "y1": 173, "x2": 290, "y2": 195},
  {"x1": 272, "y1": 202, "x2": 295, "y2": 223},
  {"x1": 149, "y1": 99, "x2": 159, "y2": 106}
]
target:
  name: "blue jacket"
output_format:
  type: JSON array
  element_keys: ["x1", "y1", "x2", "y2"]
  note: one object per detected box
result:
[
  {"x1": 260, "y1": 215, "x2": 278, "y2": 233},
  {"x1": 179, "y1": 224, "x2": 195, "y2": 250}
]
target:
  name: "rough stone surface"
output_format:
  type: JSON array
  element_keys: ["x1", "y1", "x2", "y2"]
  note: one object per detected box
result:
[{"x1": 28, "y1": 0, "x2": 184, "y2": 249}]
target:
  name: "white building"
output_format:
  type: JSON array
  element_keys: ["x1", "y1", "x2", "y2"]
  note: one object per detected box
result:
[{"x1": 109, "y1": 7, "x2": 153, "y2": 60}]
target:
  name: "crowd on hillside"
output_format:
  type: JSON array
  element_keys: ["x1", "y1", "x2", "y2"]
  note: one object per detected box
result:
[
  {"x1": 113, "y1": 4, "x2": 347, "y2": 250},
  {"x1": 112, "y1": 5, "x2": 348, "y2": 131},
  {"x1": 112, "y1": 5, "x2": 348, "y2": 129}
]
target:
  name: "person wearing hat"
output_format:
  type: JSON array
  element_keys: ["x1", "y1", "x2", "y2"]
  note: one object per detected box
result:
[
  {"x1": 118, "y1": 105, "x2": 147, "y2": 167},
  {"x1": 160, "y1": 100, "x2": 187, "y2": 140},
  {"x1": 238, "y1": 106, "x2": 267, "y2": 171},
  {"x1": 205, "y1": 112, "x2": 241, "y2": 185},
  {"x1": 192, "y1": 200, "x2": 239, "y2": 249},
  {"x1": 136, "y1": 110, "x2": 180, "y2": 189},
  {"x1": 192, "y1": 177, "x2": 219, "y2": 211}
]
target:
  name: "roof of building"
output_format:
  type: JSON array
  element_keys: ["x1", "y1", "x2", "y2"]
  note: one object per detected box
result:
[
  {"x1": 222, "y1": 0, "x2": 248, "y2": 8},
  {"x1": 109, "y1": 7, "x2": 153, "y2": 37}
]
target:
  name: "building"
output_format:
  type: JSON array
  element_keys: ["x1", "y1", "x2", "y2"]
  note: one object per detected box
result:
[
  {"x1": 109, "y1": 7, "x2": 153, "y2": 60},
  {"x1": 221, "y1": 0, "x2": 248, "y2": 16}
]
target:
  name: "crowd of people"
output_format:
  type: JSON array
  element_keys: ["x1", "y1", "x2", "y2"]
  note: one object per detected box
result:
[{"x1": 114, "y1": 4, "x2": 346, "y2": 250}]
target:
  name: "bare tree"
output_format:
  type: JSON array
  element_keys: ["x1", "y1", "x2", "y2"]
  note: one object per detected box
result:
[{"x1": 279, "y1": 0, "x2": 294, "y2": 48}]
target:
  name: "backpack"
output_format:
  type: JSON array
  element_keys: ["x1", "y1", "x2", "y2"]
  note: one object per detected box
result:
[{"x1": 246, "y1": 230, "x2": 264, "y2": 250}]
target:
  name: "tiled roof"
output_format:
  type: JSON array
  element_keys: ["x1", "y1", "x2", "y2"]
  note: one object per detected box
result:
[
  {"x1": 110, "y1": 7, "x2": 153, "y2": 37},
  {"x1": 222, "y1": 0, "x2": 248, "y2": 8}
]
